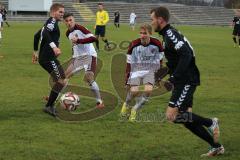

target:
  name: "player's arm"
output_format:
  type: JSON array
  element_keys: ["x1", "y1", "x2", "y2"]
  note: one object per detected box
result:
[
  {"x1": 166, "y1": 30, "x2": 193, "y2": 83},
  {"x1": 42, "y1": 21, "x2": 61, "y2": 56},
  {"x1": 32, "y1": 29, "x2": 41, "y2": 64},
  {"x1": 72, "y1": 26, "x2": 97, "y2": 44},
  {"x1": 103, "y1": 11, "x2": 109, "y2": 24}
]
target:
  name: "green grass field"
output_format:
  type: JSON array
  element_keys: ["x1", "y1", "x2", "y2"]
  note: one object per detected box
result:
[{"x1": 0, "y1": 22, "x2": 240, "y2": 160}]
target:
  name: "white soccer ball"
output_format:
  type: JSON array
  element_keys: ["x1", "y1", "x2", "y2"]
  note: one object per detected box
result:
[{"x1": 60, "y1": 92, "x2": 80, "y2": 111}]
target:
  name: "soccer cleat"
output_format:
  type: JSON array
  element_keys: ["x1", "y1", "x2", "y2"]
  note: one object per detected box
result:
[
  {"x1": 208, "y1": 118, "x2": 220, "y2": 143},
  {"x1": 129, "y1": 109, "x2": 137, "y2": 122},
  {"x1": 96, "y1": 102, "x2": 105, "y2": 109},
  {"x1": 43, "y1": 106, "x2": 57, "y2": 117},
  {"x1": 200, "y1": 145, "x2": 224, "y2": 157},
  {"x1": 120, "y1": 102, "x2": 131, "y2": 117}
]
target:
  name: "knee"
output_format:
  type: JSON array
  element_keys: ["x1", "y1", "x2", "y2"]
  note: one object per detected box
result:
[{"x1": 84, "y1": 72, "x2": 94, "y2": 84}]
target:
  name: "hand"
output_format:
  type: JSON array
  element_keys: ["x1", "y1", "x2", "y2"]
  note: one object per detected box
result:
[
  {"x1": 53, "y1": 47, "x2": 61, "y2": 56},
  {"x1": 166, "y1": 107, "x2": 179, "y2": 122},
  {"x1": 32, "y1": 51, "x2": 38, "y2": 64},
  {"x1": 71, "y1": 36, "x2": 78, "y2": 44},
  {"x1": 164, "y1": 81, "x2": 174, "y2": 91}
]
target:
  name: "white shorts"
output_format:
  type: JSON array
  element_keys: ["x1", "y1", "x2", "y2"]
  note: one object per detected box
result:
[
  {"x1": 65, "y1": 55, "x2": 97, "y2": 76},
  {"x1": 127, "y1": 71, "x2": 155, "y2": 86}
]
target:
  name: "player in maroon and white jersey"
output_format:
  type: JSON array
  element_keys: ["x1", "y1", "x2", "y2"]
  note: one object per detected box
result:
[
  {"x1": 63, "y1": 13, "x2": 104, "y2": 109},
  {"x1": 120, "y1": 23, "x2": 164, "y2": 121}
]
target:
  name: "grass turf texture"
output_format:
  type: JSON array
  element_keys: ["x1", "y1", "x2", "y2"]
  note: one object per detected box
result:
[{"x1": 0, "y1": 22, "x2": 239, "y2": 160}]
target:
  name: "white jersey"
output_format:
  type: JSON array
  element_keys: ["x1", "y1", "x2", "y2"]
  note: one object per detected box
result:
[
  {"x1": 66, "y1": 24, "x2": 97, "y2": 58},
  {"x1": 127, "y1": 37, "x2": 164, "y2": 73},
  {"x1": 129, "y1": 13, "x2": 136, "y2": 24}
]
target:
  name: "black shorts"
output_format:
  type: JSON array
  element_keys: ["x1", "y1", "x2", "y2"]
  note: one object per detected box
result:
[
  {"x1": 39, "y1": 59, "x2": 65, "y2": 82},
  {"x1": 95, "y1": 25, "x2": 106, "y2": 37},
  {"x1": 169, "y1": 84, "x2": 196, "y2": 112},
  {"x1": 233, "y1": 28, "x2": 240, "y2": 36},
  {"x1": 114, "y1": 18, "x2": 119, "y2": 23}
]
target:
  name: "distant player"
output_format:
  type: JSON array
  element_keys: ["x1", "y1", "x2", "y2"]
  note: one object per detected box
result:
[
  {"x1": 151, "y1": 6, "x2": 224, "y2": 157},
  {"x1": 0, "y1": 5, "x2": 10, "y2": 27},
  {"x1": 95, "y1": 3, "x2": 110, "y2": 50},
  {"x1": 32, "y1": 3, "x2": 65, "y2": 116},
  {"x1": 120, "y1": 23, "x2": 164, "y2": 122},
  {"x1": 63, "y1": 13, "x2": 104, "y2": 108},
  {"x1": 114, "y1": 10, "x2": 120, "y2": 28},
  {"x1": 129, "y1": 11, "x2": 137, "y2": 31},
  {"x1": 232, "y1": 14, "x2": 240, "y2": 48}
]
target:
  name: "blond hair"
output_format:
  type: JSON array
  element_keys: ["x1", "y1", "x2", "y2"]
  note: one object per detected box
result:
[{"x1": 140, "y1": 23, "x2": 152, "y2": 34}]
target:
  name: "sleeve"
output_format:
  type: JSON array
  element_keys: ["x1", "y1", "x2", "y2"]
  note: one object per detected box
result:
[
  {"x1": 76, "y1": 25, "x2": 97, "y2": 44},
  {"x1": 42, "y1": 19, "x2": 57, "y2": 48},
  {"x1": 103, "y1": 11, "x2": 109, "y2": 24},
  {"x1": 166, "y1": 30, "x2": 193, "y2": 81},
  {"x1": 33, "y1": 29, "x2": 41, "y2": 51}
]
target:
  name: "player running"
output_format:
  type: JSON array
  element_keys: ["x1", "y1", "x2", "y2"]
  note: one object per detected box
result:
[
  {"x1": 63, "y1": 13, "x2": 104, "y2": 109},
  {"x1": 120, "y1": 23, "x2": 164, "y2": 122},
  {"x1": 151, "y1": 6, "x2": 224, "y2": 157}
]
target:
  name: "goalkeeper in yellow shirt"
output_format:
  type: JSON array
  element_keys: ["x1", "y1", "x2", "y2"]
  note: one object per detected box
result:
[{"x1": 95, "y1": 3, "x2": 110, "y2": 50}]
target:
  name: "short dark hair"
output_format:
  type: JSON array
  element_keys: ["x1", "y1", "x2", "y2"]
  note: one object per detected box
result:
[
  {"x1": 150, "y1": 6, "x2": 170, "y2": 22},
  {"x1": 98, "y1": 3, "x2": 103, "y2": 6},
  {"x1": 63, "y1": 12, "x2": 73, "y2": 19},
  {"x1": 50, "y1": 3, "x2": 64, "y2": 12}
]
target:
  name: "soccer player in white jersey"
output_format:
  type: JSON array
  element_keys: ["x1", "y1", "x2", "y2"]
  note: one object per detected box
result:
[
  {"x1": 120, "y1": 23, "x2": 164, "y2": 121},
  {"x1": 0, "y1": 11, "x2": 3, "y2": 43},
  {"x1": 63, "y1": 13, "x2": 104, "y2": 109},
  {"x1": 129, "y1": 11, "x2": 137, "y2": 31}
]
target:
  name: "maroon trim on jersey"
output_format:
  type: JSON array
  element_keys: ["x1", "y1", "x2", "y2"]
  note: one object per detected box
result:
[
  {"x1": 66, "y1": 24, "x2": 96, "y2": 44},
  {"x1": 149, "y1": 37, "x2": 164, "y2": 52},
  {"x1": 74, "y1": 24, "x2": 91, "y2": 34},
  {"x1": 127, "y1": 38, "x2": 141, "y2": 55},
  {"x1": 77, "y1": 37, "x2": 97, "y2": 44}
]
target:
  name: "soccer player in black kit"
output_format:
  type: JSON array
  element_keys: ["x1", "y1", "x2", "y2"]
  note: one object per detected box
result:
[
  {"x1": 32, "y1": 3, "x2": 65, "y2": 116},
  {"x1": 114, "y1": 11, "x2": 120, "y2": 28},
  {"x1": 232, "y1": 15, "x2": 240, "y2": 47},
  {"x1": 151, "y1": 7, "x2": 224, "y2": 157}
]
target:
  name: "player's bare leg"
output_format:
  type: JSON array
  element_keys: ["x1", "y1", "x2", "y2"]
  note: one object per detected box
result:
[{"x1": 129, "y1": 84, "x2": 153, "y2": 122}]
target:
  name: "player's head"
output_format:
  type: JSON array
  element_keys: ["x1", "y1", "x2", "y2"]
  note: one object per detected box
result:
[
  {"x1": 150, "y1": 6, "x2": 170, "y2": 32},
  {"x1": 98, "y1": 3, "x2": 104, "y2": 11},
  {"x1": 50, "y1": 3, "x2": 65, "y2": 21},
  {"x1": 139, "y1": 23, "x2": 152, "y2": 45},
  {"x1": 63, "y1": 12, "x2": 75, "y2": 29}
]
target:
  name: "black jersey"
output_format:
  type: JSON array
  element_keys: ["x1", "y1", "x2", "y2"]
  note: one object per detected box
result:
[
  {"x1": 159, "y1": 24, "x2": 200, "y2": 85},
  {"x1": 233, "y1": 16, "x2": 240, "y2": 29},
  {"x1": 114, "y1": 12, "x2": 120, "y2": 21},
  {"x1": 34, "y1": 17, "x2": 60, "y2": 62}
]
